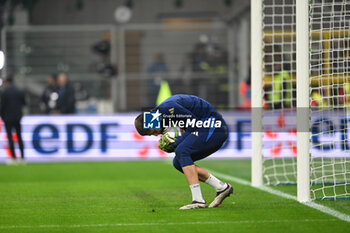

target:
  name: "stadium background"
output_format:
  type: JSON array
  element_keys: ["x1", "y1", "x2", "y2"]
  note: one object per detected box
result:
[
  {"x1": 0, "y1": 0, "x2": 253, "y2": 161},
  {"x1": 1, "y1": 0, "x2": 346, "y2": 162}
]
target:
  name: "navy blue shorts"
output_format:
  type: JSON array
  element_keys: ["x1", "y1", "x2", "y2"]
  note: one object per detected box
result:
[{"x1": 173, "y1": 123, "x2": 229, "y2": 172}]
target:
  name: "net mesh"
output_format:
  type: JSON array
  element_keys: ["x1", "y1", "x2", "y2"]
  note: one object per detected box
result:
[
  {"x1": 261, "y1": 0, "x2": 350, "y2": 200},
  {"x1": 262, "y1": 0, "x2": 297, "y2": 185},
  {"x1": 309, "y1": 0, "x2": 350, "y2": 200}
]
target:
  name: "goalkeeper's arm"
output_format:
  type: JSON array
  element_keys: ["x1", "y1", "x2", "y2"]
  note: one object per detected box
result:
[
  {"x1": 158, "y1": 134, "x2": 176, "y2": 153},
  {"x1": 158, "y1": 129, "x2": 192, "y2": 153}
]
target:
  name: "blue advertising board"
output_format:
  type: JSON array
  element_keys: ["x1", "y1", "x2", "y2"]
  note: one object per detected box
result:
[{"x1": 0, "y1": 111, "x2": 349, "y2": 162}]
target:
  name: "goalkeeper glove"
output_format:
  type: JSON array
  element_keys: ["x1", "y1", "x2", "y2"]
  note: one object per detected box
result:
[{"x1": 158, "y1": 134, "x2": 176, "y2": 153}]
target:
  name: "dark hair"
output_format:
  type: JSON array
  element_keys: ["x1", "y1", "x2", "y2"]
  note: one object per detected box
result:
[
  {"x1": 134, "y1": 113, "x2": 150, "y2": 136},
  {"x1": 50, "y1": 73, "x2": 58, "y2": 81},
  {"x1": 5, "y1": 74, "x2": 14, "y2": 84}
]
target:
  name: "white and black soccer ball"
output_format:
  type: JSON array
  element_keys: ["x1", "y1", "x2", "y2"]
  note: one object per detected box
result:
[{"x1": 164, "y1": 127, "x2": 183, "y2": 141}]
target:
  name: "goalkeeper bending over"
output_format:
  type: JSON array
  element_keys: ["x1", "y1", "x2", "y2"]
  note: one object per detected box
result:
[{"x1": 134, "y1": 94, "x2": 233, "y2": 210}]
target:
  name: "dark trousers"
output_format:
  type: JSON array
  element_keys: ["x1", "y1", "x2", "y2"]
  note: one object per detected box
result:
[
  {"x1": 173, "y1": 124, "x2": 229, "y2": 173},
  {"x1": 4, "y1": 120, "x2": 24, "y2": 159}
]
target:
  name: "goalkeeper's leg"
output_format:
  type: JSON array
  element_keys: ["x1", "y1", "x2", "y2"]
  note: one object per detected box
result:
[
  {"x1": 173, "y1": 158, "x2": 233, "y2": 208},
  {"x1": 195, "y1": 165, "x2": 233, "y2": 208},
  {"x1": 174, "y1": 125, "x2": 232, "y2": 209},
  {"x1": 175, "y1": 141, "x2": 208, "y2": 210}
]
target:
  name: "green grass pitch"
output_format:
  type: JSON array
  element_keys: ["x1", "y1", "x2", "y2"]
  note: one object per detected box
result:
[{"x1": 0, "y1": 160, "x2": 349, "y2": 233}]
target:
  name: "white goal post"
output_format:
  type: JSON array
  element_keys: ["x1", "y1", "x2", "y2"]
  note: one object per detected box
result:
[
  {"x1": 296, "y1": 0, "x2": 310, "y2": 202},
  {"x1": 251, "y1": 0, "x2": 264, "y2": 188}
]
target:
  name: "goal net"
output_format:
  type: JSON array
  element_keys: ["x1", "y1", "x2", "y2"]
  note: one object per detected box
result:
[
  {"x1": 261, "y1": 0, "x2": 297, "y2": 185},
  {"x1": 252, "y1": 0, "x2": 350, "y2": 200},
  {"x1": 309, "y1": 0, "x2": 350, "y2": 200}
]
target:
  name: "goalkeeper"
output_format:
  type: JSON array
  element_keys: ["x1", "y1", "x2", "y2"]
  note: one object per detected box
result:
[{"x1": 134, "y1": 95, "x2": 233, "y2": 210}]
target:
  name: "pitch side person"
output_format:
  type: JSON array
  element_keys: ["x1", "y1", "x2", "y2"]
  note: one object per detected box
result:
[{"x1": 0, "y1": 76, "x2": 26, "y2": 164}]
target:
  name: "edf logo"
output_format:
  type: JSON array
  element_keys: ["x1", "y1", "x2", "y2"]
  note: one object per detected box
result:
[{"x1": 143, "y1": 110, "x2": 162, "y2": 129}]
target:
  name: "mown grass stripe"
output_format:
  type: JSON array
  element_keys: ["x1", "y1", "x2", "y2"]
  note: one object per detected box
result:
[
  {"x1": 207, "y1": 169, "x2": 350, "y2": 223},
  {"x1": 0, "y1": 219, "x2": 337, "y2": 229}
]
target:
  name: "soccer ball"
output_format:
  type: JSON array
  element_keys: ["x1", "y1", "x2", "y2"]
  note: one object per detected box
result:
[{"x1": 164, "y1": 127, "x2": 183, "y2": 141}]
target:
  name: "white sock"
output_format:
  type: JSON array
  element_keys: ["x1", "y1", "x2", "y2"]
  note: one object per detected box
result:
[
  {"x1": 205, "y1": 174, "x2": 228, "y2": 192},
  {"x1": 189, "y1": 184, "x2": 205, "y2": 203}
]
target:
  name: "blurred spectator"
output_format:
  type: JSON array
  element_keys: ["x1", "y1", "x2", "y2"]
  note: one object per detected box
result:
[
  {"x1": 200, "y1": 46, "x2": 228, "y2": 74},
  {"x1": 147, "y1": 52, "x2": 169, "y2": 73},
  {"x1": 56, "y1": 73, "x2": 76, "y2": 114},
  {"x1": 340, "y1": 83, "x2": 350, "y2": 109},
  {"x1": 265, "y1": 55, "x2": 292, "y2": 109},
  {"x1": 179, "y1": 39, "x2": 229, "y2": 107},
  {"x1": 0, "y1": 75, "x2": 26, "y2": 165},
  {"x1": 41, "y1": 74, "x2": 59, "y2": 114},
  {"x1": 91, "y1": 33, "x2": 117, "y2": 78},
  {"x1": 191, "y1": 42, "x2": 208, "y2": 72},
  {"x1": 146, "y1": 52, "x2": 169, "y2": 107},
  {"x1": 186, "y1": 42, "x2": 228, "y2": 73},
  {"x1": 311, "y1": 89, "x2": 328, "y2": 109},
  {"x1": 238, "y1": 68, "x2": 251, "y2": 109}
]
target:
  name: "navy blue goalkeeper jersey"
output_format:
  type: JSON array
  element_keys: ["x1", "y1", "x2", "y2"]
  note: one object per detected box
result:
[
  {"x1": 153, "y1": 95, "x2": 229, "y2": 168},
  {"x1": 154, "y1": 94, "x2": 223, "y2": 121},
  {"x1": 154, "y1": 95, "x2": 227, "y2": 145}
]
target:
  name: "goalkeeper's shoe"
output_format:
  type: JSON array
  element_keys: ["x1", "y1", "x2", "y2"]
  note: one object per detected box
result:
[
  {"x1": 208, "y1": 183, "x2": 233, "y2": 208},
  {"x1": 179, "y1": 201, "x2": 208, "y2": 210}
]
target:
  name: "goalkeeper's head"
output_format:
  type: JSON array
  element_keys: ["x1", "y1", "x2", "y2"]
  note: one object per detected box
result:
[{"x1": 134, "y1": 113, "x2": 163, "y2": 136}]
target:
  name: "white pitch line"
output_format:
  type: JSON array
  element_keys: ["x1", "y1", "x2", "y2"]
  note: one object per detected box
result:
[
  {"x1": 206, "y1": 169, "x2": 350, "y2": 223},
  {"x1": 0, "y1": 219, "x2": 337, "y2": 229}
]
